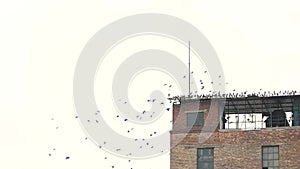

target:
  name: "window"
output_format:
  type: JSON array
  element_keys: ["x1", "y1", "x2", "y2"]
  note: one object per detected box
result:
[
  {"x1": 262, "y1": 146, "x2": 279, "y2": 169},
  {"x1": 187, "y1": 112, "x2": 204, "y2": 127},
  {"x1": 197, "y1": 148, "x2": 214, "y2": 169}
]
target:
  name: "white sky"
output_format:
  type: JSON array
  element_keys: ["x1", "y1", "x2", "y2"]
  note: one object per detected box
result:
[{"x1": 1, "y1": 0, "x2": 300, "y2": 169}]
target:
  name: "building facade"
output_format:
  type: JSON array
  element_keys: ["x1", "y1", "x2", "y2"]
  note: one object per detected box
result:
[{"x1": 170, "y1": 95, "x2": 300, "y2": 169}]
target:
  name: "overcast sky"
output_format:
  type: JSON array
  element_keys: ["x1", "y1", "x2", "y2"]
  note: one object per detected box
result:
[{"x1": 1, "y1": 0, "x2": 300, "y2": 169}]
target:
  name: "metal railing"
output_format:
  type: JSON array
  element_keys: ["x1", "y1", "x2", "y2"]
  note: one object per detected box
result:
[{"x1": 223, "y1": 117, "x2": 300, "y2": 130}]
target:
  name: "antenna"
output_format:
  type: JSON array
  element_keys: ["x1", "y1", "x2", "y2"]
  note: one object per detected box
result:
[{"x1": 188, "y1": 41, "x2": 191, "y2": 96}]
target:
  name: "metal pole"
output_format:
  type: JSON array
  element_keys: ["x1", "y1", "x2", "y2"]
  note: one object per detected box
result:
[{"x1": 188, "y1": 41, "x2": 191, "y2": 96}]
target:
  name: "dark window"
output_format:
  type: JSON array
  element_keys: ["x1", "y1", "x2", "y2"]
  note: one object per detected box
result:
[
  {"x1": 262, "y1": 146, "x2": 279, "y2": 169},
  {"x1": 197, "y1": 148, "x2": 214, "y2": 169},
  {"x1": 187, "y1": 112, "x2": 204, "y2": 127},
  {"x1": 265, "y1": 110, "x2": 288, "y2": 127}
]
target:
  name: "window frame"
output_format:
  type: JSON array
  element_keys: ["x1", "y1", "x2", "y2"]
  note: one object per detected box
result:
[
  {"x1": 186, "y1": 111, "x2": 204, "y2": 128},
  {"x1": 197, "y1": 147, "x2": 214, "y2": 169},
  {"x1": 261, "y1": 145, "x2": 280, "y2": 169}
]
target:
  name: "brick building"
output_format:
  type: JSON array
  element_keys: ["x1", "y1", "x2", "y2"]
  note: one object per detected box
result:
[{"x1": 170, "y1": 95, "x2": 300, "y2": 169}]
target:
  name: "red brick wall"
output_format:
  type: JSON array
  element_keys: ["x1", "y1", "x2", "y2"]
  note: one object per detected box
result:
[
  {"x1": 171, "y1": 127, "x2": 300, "y2": 169},
  {"x1": 172, "y1": 99, "x2": 220, "y2": 133}
]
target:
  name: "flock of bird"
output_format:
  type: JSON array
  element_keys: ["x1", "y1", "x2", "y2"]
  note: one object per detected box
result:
[
  {"x1": 171, "y1": 89, "x2": 298, "y2": 102},
  {"x1": 48, "y1": 69, "x2": 298, "y2": 168},
  {"x1": 48, "y1": 81, "x2": 174, "y2": 168},
  {"x1": 170, "y1": 70, "x2": 298, "y2": 101},
  {"x1": 49, "y1": 115, "x2": 138, "y2": 169}
]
